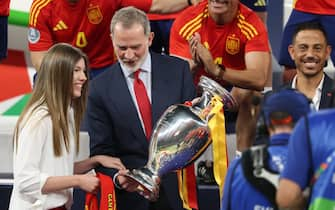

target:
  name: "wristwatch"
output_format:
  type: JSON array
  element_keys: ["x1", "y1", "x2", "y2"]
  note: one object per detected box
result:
[{"x1": 215, "y1": 65, "x2": 225, "y2": 80}]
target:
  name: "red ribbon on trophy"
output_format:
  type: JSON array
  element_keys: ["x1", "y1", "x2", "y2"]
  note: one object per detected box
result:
[
  {"x1": 177, "y1": 101, "x2": 199, "y2": 210},
  {"x1": 177, "y1": 95, "x2": 228, "y2": 209},
  {"x1": 177, "y1": 164, "x2": 199, "y2": 210}
]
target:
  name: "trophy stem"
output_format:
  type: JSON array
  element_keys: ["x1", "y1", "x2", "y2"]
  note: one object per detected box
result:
[{"x1": 125, "y1": 167, "x2": 158, "y2": 193}]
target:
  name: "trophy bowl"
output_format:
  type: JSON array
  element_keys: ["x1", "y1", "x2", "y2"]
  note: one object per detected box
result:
[{"x1": 125, "y1": 76, "x2": 238, "y2": 199}]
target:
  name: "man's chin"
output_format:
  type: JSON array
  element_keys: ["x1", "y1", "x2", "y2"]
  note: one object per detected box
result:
[
  {"x1": 120, "y1": 62, "x2": 139, "y2": 72},
  {"x1": 303, "y1": 69, "x2": 321, "y2": 77},
  {"x1": 129, "y1": 66, "x2": 141, "y2": 72}
]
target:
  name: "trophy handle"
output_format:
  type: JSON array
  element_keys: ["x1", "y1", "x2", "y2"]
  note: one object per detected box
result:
[{"x1": 198, "y1": 76, "x2": 238, "y2": 111}]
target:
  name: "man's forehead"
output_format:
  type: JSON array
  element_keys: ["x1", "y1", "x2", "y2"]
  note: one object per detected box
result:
[{"x1": 294, "y1": 30, "x2": 326, "y2": 44}]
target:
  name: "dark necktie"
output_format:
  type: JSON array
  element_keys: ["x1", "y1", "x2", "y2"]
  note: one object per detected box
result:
[{"x1": 133, "y1": 70, "x2": 152, "y2": 140}]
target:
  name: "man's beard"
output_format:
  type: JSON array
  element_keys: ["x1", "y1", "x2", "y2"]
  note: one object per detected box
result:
[{"x1": 117, "y1": 52, "x2": 147, "y2": 73}]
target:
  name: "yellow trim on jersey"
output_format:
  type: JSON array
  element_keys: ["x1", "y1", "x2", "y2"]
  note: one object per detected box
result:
[
  {"x1": 59, "y1": 20, "x2": 68, "y2": 29},
  {"x1": 179, "y1": 8, "x2": 209, "y2": 40},
  {"x1": 53, "y1": 20, "x2": 68, "y2": 31},
  {"x1": 177, "y1": 6, "x2": 260, "y2": 41},
  {"x1": 237, "y1": 13, "x2": 259, "y2": 40},
  {"x1": 293, "y1": 0, "x2": 298, "y2": 8},
  {"x1": 254, "y1": 0, "x2": 266, "y2": 7},
  {"x1": 29, "y1": 0, "x2": 52, "y2": 27}
]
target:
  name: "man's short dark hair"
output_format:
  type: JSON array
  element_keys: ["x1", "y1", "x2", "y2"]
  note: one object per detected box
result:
[{"x1": 292, "y1": 21, "x2": 328, "y2": 44}]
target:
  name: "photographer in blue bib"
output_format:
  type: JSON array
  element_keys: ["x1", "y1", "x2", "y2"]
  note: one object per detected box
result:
[{"x1": 221, "y1": 88, "x2": 312, "y2": 210}]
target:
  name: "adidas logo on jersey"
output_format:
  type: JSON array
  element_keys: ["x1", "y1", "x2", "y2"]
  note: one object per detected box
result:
[
  {"x1": 254, "y1": 0, "x2": 267, "y2": 7},
  {"x1": 53, "y1": 20, "x2": 68, "y2": 31}
]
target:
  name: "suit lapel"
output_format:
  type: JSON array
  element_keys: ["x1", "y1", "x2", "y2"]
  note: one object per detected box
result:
[
  {"x1": 151, "y1": 53, "x2": 172, "y2": 125},
  {"x1": 110, "y1": 65, "x2": 148, "y2": 141},
  {"x1": 288, "y1": 73, "x2": 335, "y2": 109},
  {"x1": 320, "y1": 74, "x2": 335, "y2": 109}
]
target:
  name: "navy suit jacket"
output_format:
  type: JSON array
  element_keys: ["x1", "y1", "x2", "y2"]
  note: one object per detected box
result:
[
  {"x1": 86, "y1": 52, "x2": 196, "y2": 210},
  {"x1": 319, "y1": 73, "x2": 335, "y2": 109},
  {"x1": 282, "y1": 73, "x2": 335, "y2": 109}
]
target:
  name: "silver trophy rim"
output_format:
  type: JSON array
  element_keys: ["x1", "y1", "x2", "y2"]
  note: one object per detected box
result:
[{"x1": 198, "y1": 76, "x2": 238, "y2": 111}]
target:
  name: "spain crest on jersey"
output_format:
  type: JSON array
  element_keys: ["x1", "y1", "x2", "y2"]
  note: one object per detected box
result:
[
  {"x1": 226, "y1": 35, "x2": 240, "y2": 55},
  {"x1": 87, "y1": 5, "x2": 103, "y2": 24}
]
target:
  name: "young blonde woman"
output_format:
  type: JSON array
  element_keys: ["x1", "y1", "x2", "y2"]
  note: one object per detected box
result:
[{"x1": 9, "y1": 43, "x2": 125, "y2": 210}]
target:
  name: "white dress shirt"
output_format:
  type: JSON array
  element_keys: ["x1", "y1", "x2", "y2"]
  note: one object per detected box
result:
[
  {"x1": 120, "y1": 52, "x2": 152, "y2": 133},
  {"x1": 9, "y1": 105, "x2": 76, "y2": 210},
  {"x1": 291, "y1": 74, "x2": 324, "y2": 110}
]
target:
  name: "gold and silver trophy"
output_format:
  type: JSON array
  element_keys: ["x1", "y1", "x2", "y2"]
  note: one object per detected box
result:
[{"x1": 125, "y1": 76, "x2": 237, "y2": 199}]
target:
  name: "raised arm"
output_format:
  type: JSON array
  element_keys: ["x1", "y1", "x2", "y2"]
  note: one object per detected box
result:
[
  {"x1": 219, "y1": 51, "x2": 269, "y2": 90},
  {"x1": 194, "y1": 41, "x2": 269, "y2": 91}
]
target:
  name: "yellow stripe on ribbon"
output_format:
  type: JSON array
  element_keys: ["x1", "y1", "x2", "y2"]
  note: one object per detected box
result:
[
  {"x1": 177, "y1": 163, "x2": 198, "y2": 210},
  {"x1": 208, "y1": 95, "x2": 228, "y2": 200},
  {"x1": 177, "y1": 169, "x2": 192, "y2": 210}
]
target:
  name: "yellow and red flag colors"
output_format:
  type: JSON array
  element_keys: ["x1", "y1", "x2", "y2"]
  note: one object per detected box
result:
[
  {"x1": 177, "y1": 164, "x2": 198, "y2": 210},
  {"x1": 208, "y1": 95, "x2": 228, "y2": 199}
]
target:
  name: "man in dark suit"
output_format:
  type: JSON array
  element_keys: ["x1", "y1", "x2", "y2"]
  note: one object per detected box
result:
[
  {"x1": 86, "y1": 6, "x2": 196, "y2": 210},
  {"x1": 284, "y1": 21, "x2": 335, "y2": 110}
]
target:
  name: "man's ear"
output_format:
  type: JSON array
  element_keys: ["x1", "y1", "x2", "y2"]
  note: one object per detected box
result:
[
  {"x1": 326, "y1": 45, "x2": 332, "y2": 60},
  {"x1": 148, "y1": 32, "x2": 154, "y2": 47},
  {"x1": 288, "y1": 44, "x2": 295, "y2": 60}
]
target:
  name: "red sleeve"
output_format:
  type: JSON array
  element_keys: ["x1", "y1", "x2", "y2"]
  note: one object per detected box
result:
[
  {"x1": 121, "y1": 0, "x2": 152, "y2": 13},
  {"x1": 0, "y1": 0, "x2": 10, "y2": 16},
  {"x1": 245, "y1": 16, "x2": 270, "y2": 53},
  {"x1": 28, "y1": 1, "x2": 54, "y2": 51},
  {"x1": 169, "y1": 19, "x2": 192, "y2": 59},
  {"x1": 245, "y1": 32, "x2": 270, "y2": 53}
]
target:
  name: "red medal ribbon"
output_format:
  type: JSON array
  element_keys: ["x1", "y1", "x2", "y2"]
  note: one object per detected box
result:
[{"x1": 85, "y1": 172, "x2": 116, "y2": 210}]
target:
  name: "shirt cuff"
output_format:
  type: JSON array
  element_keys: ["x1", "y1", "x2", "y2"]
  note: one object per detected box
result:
[{"x1": 112, "y1": 172, "x2": 122, "y2": 189}]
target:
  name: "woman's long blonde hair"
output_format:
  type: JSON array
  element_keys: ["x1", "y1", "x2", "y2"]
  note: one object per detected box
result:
[{"x1": 14, "y1": 43, "x2": 89, "y2": 156}]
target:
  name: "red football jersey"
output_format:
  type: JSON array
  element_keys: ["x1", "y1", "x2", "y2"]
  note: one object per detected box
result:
[
  {"x1": 28, "y1": 0, "x2": 152, "y2": 69},
  {"x1": 0, "y1": 0, "x2": 10, "y2": 16},
  {"x1": 170, "y1": 1, "x2": 270, "y2": 86},
  {"x1": 293, "y1": 0, "x2": 335, "y2": 15}
]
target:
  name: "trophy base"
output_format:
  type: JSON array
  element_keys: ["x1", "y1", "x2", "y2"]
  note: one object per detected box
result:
[{"x1": 124, "y1": 168, "x2": 159, "y2": 200}]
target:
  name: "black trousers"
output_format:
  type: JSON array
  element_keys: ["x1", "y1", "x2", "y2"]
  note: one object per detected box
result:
[{"x1": 149, "y1": 186, "x2": 173, "y2": 210}]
